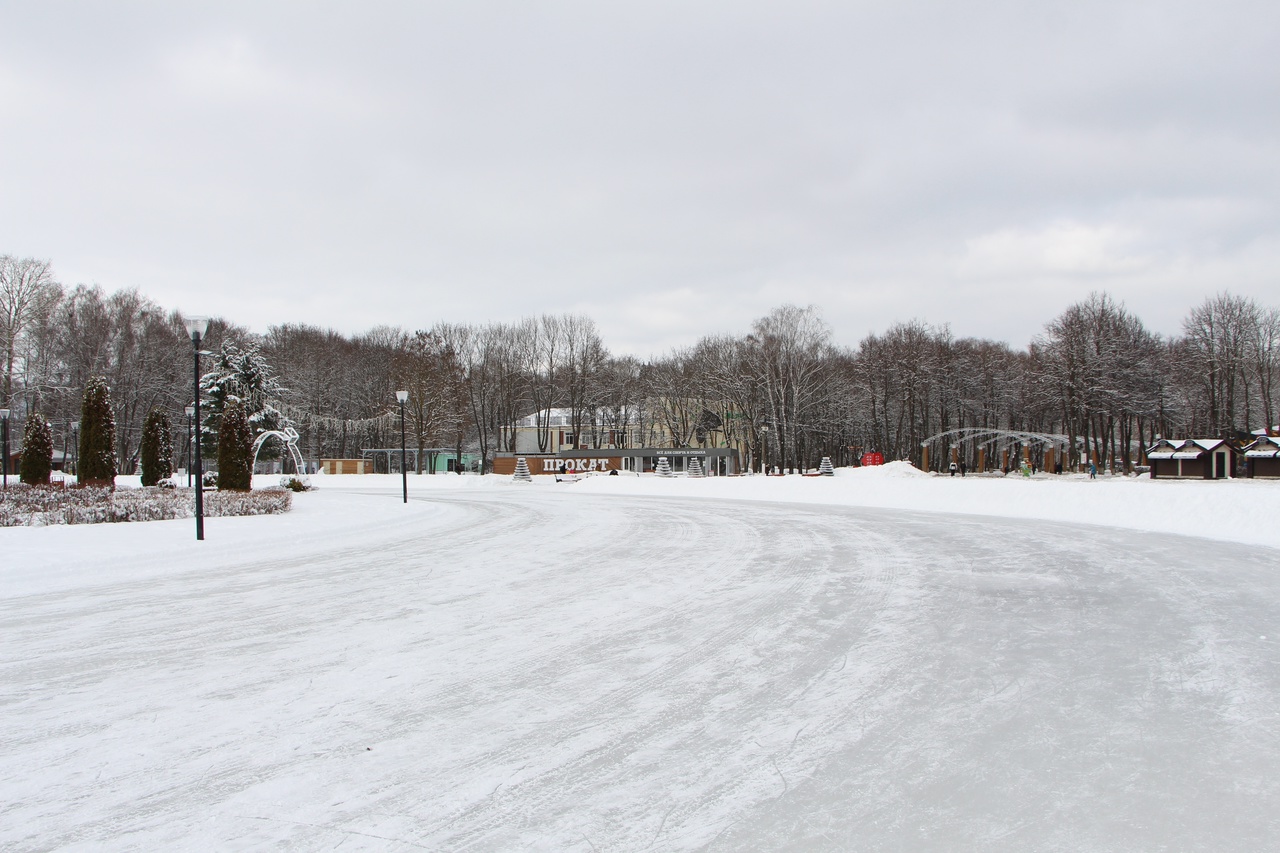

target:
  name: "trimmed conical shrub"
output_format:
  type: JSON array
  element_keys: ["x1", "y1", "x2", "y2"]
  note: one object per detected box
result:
[
  {"x1": 819, "y1": 456, "x2": 834, "y2": 476},
  {"x1": 687, "y1": 457, "x2": 704, "y2": 477},
  {"x1": 20, "y1": 413, "x2": 53, "y2": 485},
  {"x1": 513, "y1": 457, "x2": 532, "y2": 482},
  {"x1": 655, "y1": 456, "x2": 673, "y2": 477},
  {"x1": 140, "y1": 408, "x2": 174, "y2": 487},
  {"x1": 217, "y1": 399, "x2": 254, "y2": 490},
  {"x1": 78, "y1": 376, "x2": 117, "y2": 486}
]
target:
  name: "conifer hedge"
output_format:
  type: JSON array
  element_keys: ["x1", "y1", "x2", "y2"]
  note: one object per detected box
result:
[
  {"x1": 78, "y1": 376, "x2": 117, "y2": 486},
  {"x1": 19, "y1": 413, "x2": 53, "y2": 485},
  {"x1": 140, "y1": 408, "x2": 173, "y2": 487},
  {"x1": 217, "y1": 399, "x2": 254, "y2": 490}
]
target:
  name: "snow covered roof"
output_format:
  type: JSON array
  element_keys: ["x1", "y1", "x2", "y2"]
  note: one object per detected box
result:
[
  {"x1": 1146, "y1": 438, "x2": 1231, "y2": 460},
  {"x1": 1243, "y1": 435, "x2": 1280, "y2": 457}
]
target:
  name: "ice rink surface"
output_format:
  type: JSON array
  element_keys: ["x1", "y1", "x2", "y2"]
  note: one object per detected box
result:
[{"x1": 3, "y1": 478, "x2": 1279, "y2": 850}]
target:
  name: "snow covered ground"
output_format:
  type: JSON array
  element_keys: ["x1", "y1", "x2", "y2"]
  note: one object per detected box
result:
[{"x1": 3, "y1": 470, "x2": 1279, "y2": 850}]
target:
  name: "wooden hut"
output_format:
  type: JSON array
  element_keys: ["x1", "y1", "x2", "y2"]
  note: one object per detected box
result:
[
  {"x1": 1146, "y1": 438, "x2": 1237, "y2": 480},
  {"x1": 1243, "y1": 435, "x2": 1280, "y2": 479}
]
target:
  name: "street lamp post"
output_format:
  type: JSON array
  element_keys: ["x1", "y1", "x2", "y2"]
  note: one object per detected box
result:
[
  {"x1": 70, "y1": 421, "x2": 79, "y2": 477},
  {"x1": 185, "y1": 405, "x2": 195, "y2": 487},
  {"x1": 760, "y1": 425, "x2": 769, "y2": 475},
  {"x1": 0, "y1": 408, "x2": 9, "y2": 490},
  {"x1": 396, "y1": 390, "x2": 408, "y2": 503},
  {"x1": 184, "y1": 317, "x2": 209, "y2": 540}
]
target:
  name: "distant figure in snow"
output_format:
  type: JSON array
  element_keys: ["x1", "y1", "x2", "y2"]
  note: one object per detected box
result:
[
  {"x1": 960, "y1": 461, "x2": 967, "y2": 477},
  {"x1": 949, "y1": 461, "x2": 958, "y2": 477},
  {"x1": 1089, "y1": 461, "x2": 1097, "y2": 479},
  {"x1": 556, "y1": 462, "x2": 566, "y2": 482}
]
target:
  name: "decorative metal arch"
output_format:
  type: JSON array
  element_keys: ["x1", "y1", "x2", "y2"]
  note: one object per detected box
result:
[
  {"x1": 920, "y1": 427, "x2": 1069, "y2": 452},
  {"x1": 253, "y1": 427, "x2": 307, "y2": 475}
]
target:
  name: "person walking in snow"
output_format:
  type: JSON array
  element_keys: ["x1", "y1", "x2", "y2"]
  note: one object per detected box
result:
[
  {"x1": 1088, "y1": 460, "x2": 1097, "y2": 479},
  {"x1": 949, "y1": 460, "x2": 958, "y2": 477}
]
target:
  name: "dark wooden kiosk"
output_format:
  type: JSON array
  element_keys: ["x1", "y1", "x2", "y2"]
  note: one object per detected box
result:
[
  {"x1": 1146, "y1": 438, "x2": 1237, "y2": 480},
  {"x1": 1243, "y1": 435, "x2": 1280, "y2": 479}
]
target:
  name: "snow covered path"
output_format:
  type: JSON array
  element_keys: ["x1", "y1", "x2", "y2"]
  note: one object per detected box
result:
[{"x1": 3, "y1": 485, "x2": 1279, "y2": 851}]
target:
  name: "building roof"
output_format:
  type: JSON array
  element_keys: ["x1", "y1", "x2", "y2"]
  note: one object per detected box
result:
[
  {"x1": 1146, "y1": 438, "x2": 1231, "y2": 460},
  {"x1": 1244, "y1": 435, "x2": 1280, "y2": 458}
]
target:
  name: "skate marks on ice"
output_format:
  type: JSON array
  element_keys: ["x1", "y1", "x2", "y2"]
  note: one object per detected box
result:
[
  {"x1": 2, "y1": 489, "x2": 1278, "y2": 850},
  {"x1": 706, "y1": 512, "x2": 1280, "y2": 852}
]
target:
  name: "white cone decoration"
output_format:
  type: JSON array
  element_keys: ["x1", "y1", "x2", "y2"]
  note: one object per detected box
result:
[
  {"x1": 819, "y1": 456, "x2": 834, "y2": 476},
  {"x1": 687, "y1": 457, "x2": 704, "y2": 477},
  {"x1": 512, "y1": 457, "x2": 532, "y2": 482},
  {"x1": 655, "y1": 456, "x2": 673, "y2": 477}
]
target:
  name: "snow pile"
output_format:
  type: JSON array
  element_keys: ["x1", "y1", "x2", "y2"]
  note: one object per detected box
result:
[{"x1": 835, "y1": 459, "x2": 929, "y2": 478}]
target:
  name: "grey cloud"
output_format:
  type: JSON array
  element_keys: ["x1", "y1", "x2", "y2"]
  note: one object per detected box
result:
[{"x1": 2, "y1": 1, "x2": 1277, "y2": 352}]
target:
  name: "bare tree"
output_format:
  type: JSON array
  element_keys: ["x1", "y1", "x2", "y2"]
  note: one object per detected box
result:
[
  {"x1": 560, "y1": 314, "x2": 607, "y2": 449},
  {"x1": 0, "y1": 256, "x2": 60, "y2": 409},
  {"x1": 744, "y1": 305, "x2": 837, "y2": 471},
  {"x1": 1253, "y1": 306, "x2": 1280, "y2": 433},
  {"x1": 1181, "y1": 293, "x2": 1259, "y2": 437}
]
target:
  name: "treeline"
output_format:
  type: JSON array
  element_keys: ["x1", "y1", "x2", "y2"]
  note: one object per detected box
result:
[{"x1": 3, "y1": 253, "x2": 1278, "y2": 473}]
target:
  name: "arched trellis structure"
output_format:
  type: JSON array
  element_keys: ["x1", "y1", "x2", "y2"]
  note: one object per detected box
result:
[
  {"x1": 253, "y1": 427, "x2": 308, "y2": 475},
  {"x1": 919, "y1": 428, "x2": 1071, "y2": 473}
]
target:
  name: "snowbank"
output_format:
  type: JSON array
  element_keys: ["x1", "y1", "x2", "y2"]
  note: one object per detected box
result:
[
  {"x1": 278, "y1": 465, "x2": 1280, "y2": 549},
  {"x1": 272, "y1": 466, "x2": 1280, "y2": 550},
  {"x1": 573, "y1": 466, "x2": 1280, "y2": 550}
]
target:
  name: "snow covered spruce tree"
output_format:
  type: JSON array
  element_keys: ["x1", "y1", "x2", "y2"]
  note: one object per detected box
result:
[
  {"x1": 217, "y1": 399, "x2": 254, "y2": 490},
  {"x1": 139, "y1": 408, "x2": 173, "y2": 487},
  {"x1": 78, "y1": 376, "x2": 117, "y2": 486},
  {"x1": 199, "y1": 341, "x2": 289, "y2": 458},
  {"x1": 19, "y1": 412, "x2": 54, "y2": 485}
]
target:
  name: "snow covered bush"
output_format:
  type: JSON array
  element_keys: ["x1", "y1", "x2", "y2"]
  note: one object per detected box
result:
[
  {"x1": 78, "y1": 376, "x2": 117, "y2": 487},
  {"x1": 217, "y1": 400, "x2": 253, "y2": 490},
  {"x1": 208, "y1": 488, "x2": 292, "y2": 517},
  {"x1": 19, "y1": 413, "x2": 54, "y2": 485},
  {"x1": 0, "y1": 484, "x2": 292, "y2": 527},
  {"x1": 279, "y1": 475, "x2": 313, "y2": 492},
  {"x1": 139, "y1": 408, "x2": 173, "y2": 487}
]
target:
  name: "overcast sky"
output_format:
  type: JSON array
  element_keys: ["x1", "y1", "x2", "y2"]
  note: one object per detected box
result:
[{"x1": 3, "y1": 2, "x2": 1277, "y2": 354}]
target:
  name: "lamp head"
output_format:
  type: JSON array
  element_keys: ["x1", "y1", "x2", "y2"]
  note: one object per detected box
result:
[
  {"x1": 0, "y1": 408, "x2": 9, "y2": 420},
  {"x1": 183, "y1": 316, "x2": 209, "y2": 340},
  {"x1": 185, "y1": 406, "x2": 195, "y2": 417},
  {"x1": 396, "y1": 390, "x2": 408, "y2": 403}
]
